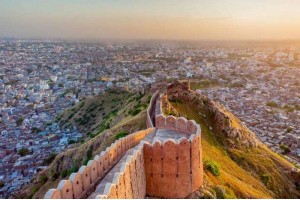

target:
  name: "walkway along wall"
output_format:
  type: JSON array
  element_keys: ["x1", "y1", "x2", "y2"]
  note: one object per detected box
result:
[{"x1": 44, "y1": 128, "x2": 154, "y2": 199}]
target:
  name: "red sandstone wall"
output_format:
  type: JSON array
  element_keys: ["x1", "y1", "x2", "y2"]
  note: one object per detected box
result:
[
  {"x1": 44, "y1": 128, "x2": 154, "y2": 199},
  {"x1": 143, "y1": 133, "x2": 202, "y2": 198},
  {"x1": 155, "y1": 114, "x2": 201, "y2": 136},
  {"x1": 91, "y1": 144, "x2": 146, "y2": 199},
  {"x1": 146, "y1": 91, "x2": 160, "y2": 128}
]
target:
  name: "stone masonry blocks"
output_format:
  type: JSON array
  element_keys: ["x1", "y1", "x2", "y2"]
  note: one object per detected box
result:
[
  {"x1": 120, "y1": 162, "x2": 133, "y2": 198},
  {"x1": 94, "y1": 155, "x2": 104, "y2": 178},
  {"x1": 87, "y1": 160, "x2": 98, "y2": 183},
  {"x1": 190, "y1": 135, "x2": 201, "y2": 192},
  {"x1": 177, "y1": 117, "x2": 188, "y2": 133},
  {"x1": 57, "y1": 180, "x2": 74, "y2": 199},
  {"x1": 162, "y1": 139, "x2": 177, "y2": 198},
  {"x1": 177, "y1": 138, "x2": 191, "y2": 198},
  {"x1": 143, "y1": 142, "x2": 153, "y2": 196},
  {"x1": 112, "y1": 173, "x2": 126, "y2": 198},
  {"x1": 187, "y1": 120, "x2": 197, "y2": 135},
  {"x1": 103, "y1": 183, "x2": 117, "y2": 199},
  {"x1": 165, "y1": 116, "x2": 177, "y2": 131},
  {"x1": 155, "y1": 114, "x2": 166, "y2": 129},
  {"x1": 44, "y1": 189, "x2": 62, "y2": 199},
  {"x1": 151, "y1": 140, "x2": 163, "y2": 197},
  {"x1": 78, "y1": 166, "x2": 92, "y2": 191},
  {"x1": 69, "y1": 173, "x2": 84, "y2": 198}
]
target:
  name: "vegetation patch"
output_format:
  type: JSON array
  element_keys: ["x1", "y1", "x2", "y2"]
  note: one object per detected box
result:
[
  {"x1": 261, "y1": 174, "x2": 270, "y2": 186},
  {"x1": 213, "y1": 185, "x2": 237, "y2": 199},
  {"x1": 43, "y1": 153, "x2": 57, "y2": 165},
  {"x1": 115, "y1": 131, "x2": 128, "y2": 139},
  {"x1": 190, "y1": 79, "x2": 220, "y2": 90},
  {"x1": 204, "y1": 159, "x2": 221, "y2": 176},
  {"x1": 280, "y1": 144, "x2": 291, "y2": 154},
  {"x1": 0, "y1": 181, "x2": 4, "y2": 188},
  {"x1": 266, "y1": 101, "x2": 279, "y2": 108},
  {"x1": 18, "y1": 148, "x2": 30, "y2": 157}
]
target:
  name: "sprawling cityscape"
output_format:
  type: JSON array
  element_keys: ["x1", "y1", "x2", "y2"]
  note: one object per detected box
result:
[
  {"x1": 2, "y1": 0, "x2": 300, "y2": 199},
  {"x1": 0, "y1": 39, "x2": 299, "y2": 197}
]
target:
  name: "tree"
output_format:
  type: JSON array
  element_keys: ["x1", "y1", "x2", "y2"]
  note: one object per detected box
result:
[
  {"x1": 0, "y1": 181, "x2": 4, "y2": 188},
  {"x1": 280, "y1": 144, "x2": 291, "y2": 154},
  {"x1": 16, "y1": 117, "x2": 24, "y2": 126},
  {"x1": 18, "y1": 148, "x2": 30, "y2": 157}
]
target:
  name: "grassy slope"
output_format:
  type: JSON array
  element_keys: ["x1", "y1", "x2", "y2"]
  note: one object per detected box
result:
[
  {"x1": 56, "y1": 89, "x2": 137, "y2": 135},
  {"x1": 170, "y1": 101, "x2": 299, "y2": 198},
  {"x1": 20, "y1": 90, "x2": 152, "y2": 199}
]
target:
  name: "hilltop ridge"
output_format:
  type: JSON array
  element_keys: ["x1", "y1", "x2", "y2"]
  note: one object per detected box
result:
[
  {"x1": 164, "y1": 80, "x2": 300, "y2": 198},
  {"x1": 18, "y1": 80, "x2": 300, "y2": 199},
  {"x1": 166, "y1": 81, "x2": 260, "y2": 148}
]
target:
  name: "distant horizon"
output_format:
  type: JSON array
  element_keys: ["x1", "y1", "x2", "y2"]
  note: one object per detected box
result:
[
  {"x1": 2, "y1": 0, "x2": 300, "y2": 41},
  {"x1": 4, "y1": 36, "x2": 300, "y2": 42}
]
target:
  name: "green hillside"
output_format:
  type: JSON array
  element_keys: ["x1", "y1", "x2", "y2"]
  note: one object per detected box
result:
[{"x1": 165, "y1": 82, "x2": 300, "y2": 199}]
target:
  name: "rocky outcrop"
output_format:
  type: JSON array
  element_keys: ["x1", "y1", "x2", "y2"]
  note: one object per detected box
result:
[{"x1": 166, "y1": 80, "x2": 260, "y2": 148}]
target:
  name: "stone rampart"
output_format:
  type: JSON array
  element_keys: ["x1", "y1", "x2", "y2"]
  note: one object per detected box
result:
[
  {"x1": 88, "y1": 143, "x2": 146, "y2": 199},
  {"x1": 155, "y1": 114, "x2": 201, "y2": 136},
  {"x1": 44, "y1": 90, "x2": 203, "y2": 199},
  {"x1": 143, "y1": 131, "x2": 202, "y2": 198},
  {"x1": 44, "y1": 128, "x2": 154, "y2": 199},
  {"x1": 146, "y1": 91, "x2": 160, "y2": 128}
]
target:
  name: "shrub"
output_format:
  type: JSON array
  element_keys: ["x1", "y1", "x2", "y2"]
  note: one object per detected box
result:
[
  {"x1": 40, "y1": 174, "x2": 48, "y2": 185},
  {"x1": 213, "y1": 186, "x2": 226, "y2": 199},
  {"x1": 116, "y1": 131, "x2": 128, "y2": 139},
  {"x1": 213, "y1": 185, "x2": 236, "y2": 199},
  {"x1": 296, "y1": 183, "x2": 300, "y2": 191},
  {"x1": 280, "y1": 144, "x2": 291, "y2": 154},
  {"x1": 43, "y1": 153, "x2": 57, "y2": 165},
  {"x1": 16, "y1": 117, "x2": 24, "y2": 126},
  {"x1": 0, "y1": 181, "x2": 4, "y2": 188},
  {"x1": 68, "y1": 166, "x2": 79, "y2": 176},
  {"x1": 205, "y1": 159, "x2": 220, "y2": 176},
  {"x1": 286, "y1": 127, "x2": 293, "y2": 133},
  {"x1": 283, "y1": 105, "x2": 294, "y2": 113},
  {"x1": 60, "y1": 170, "x2": 68, "y2": 178},
  {"x1": 18, "y1": 148, "x2": 30, "y2": 157},
  {"x1": 261, "y1": 174, "x2": 270, "y2": 186},
  {"x1": 31, "y1": 127, "x2": 42, "y2": 134},
  {"x1": 266, "y1": 101, "x2": 279, "y2": 108},
  {"x1": 130, "y1": 108, "x2": 142, "y2": 116},
  {"x1": 68, "y1": 139, "x2": 76, "y2": 145}
]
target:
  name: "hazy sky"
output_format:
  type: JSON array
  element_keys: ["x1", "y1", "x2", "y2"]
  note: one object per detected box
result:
[{"x1": 1, "y1": 0, "x2": 300, "y2": 40}]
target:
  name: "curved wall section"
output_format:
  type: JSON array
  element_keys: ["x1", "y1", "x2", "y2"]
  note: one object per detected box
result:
[{"x1": 44, "y1": 128, "x2": 154, "y2": 199}]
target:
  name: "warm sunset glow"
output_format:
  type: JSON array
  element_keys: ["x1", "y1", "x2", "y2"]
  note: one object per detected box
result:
[{"x1": 1, "y1": 0, "x2": 300, "y2": 40}]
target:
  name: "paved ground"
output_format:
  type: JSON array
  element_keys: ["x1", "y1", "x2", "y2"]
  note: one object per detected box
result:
[{"x1": 142, "y1": 129, "x2": 189, "y2": 143}]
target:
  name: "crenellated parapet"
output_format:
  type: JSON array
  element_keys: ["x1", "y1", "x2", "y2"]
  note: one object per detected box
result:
[
  {"x1": 88, "y1": 143, "x2": 146, "y2": 199},
  {"x1": 44, "y1": 128, "x2": 154, "y2": 199},
  {"x1": 146, "y1": 91, "x2": 160, "y2": 128},
  {"x1": 155, "y1": 114, "x2": 201, "y2": 136},
  {"x1": 143, "y1": 129, "x2": 202, "y2": 198}
]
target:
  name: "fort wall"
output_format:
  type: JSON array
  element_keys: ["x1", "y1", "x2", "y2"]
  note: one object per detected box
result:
[
  {"x1": 143, "y1": 131, "x2": 202, "y2": 198},
  {"x1": 44, "y1": 128, "x2": 154, "y2": 199},
  {"x1": 155, "y1": 114, "x2": 201, "y2": 136},
  {"x1": 45, "y1": 90, "x2": 203, "y2": 199},
  {"x1": 146, "y1": 91, "x2": 160, "y2": 128},
  {"x1": 88, "y1": 143, "x2": 146, "y2": 199}
]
